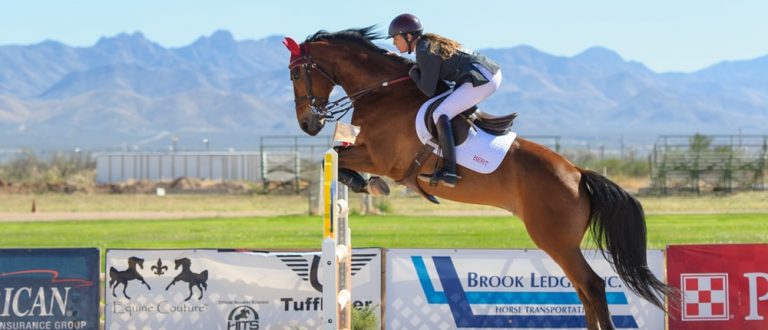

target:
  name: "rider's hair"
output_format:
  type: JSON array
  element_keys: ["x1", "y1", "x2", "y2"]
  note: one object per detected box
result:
[{"x1": 421, "y1": 33, "x2": 461, "y2": 59}]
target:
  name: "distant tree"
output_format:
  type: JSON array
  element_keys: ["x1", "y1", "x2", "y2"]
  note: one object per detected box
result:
[{"x1": 689, "y1": 133, "x2": 712, "y2": 153}]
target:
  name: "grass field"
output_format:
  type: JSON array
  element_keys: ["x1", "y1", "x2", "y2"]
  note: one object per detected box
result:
[
  {"x1": 1, "y1": 191, "x2": 767, "y2": 261},
  {"x1": 2, "y1": 190, "x2": 768, "y2": 214},
  {"x1": 2, "y1": 213, "x2": 767, "y2": 261}
]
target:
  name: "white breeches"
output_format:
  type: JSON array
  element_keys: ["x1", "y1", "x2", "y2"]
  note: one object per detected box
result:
[{"x1": 431, "y1": 63, "x2": 502, "y2": 122}]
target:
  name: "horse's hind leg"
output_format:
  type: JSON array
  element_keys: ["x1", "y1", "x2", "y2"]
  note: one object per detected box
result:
[
  {"x1": 520, "y1": 203, "x2": 611, "y2": 329},
  {"x1": 121, "y1": 283, "x2": 131, "y2": 300},
  {"x1": 185, "y1": 284, "x2": 194, "y2": 301},
  {"x1": 554, "y1": 249, "x2": 614, "y2": 330},
  {"x1": 577, "y1": 290, "x2": 598, "y2": 328}
]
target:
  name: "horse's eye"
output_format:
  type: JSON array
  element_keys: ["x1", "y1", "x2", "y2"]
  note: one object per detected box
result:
[{"x1": 291, "y1": 68, "x2": 300, "y2": 81}]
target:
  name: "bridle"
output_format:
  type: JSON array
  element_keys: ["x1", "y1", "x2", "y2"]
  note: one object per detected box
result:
[{"x1": 288, "y1": 41, "x2": 410, "y2": 122}]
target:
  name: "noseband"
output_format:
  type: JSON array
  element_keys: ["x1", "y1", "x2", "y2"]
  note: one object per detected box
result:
[
  {"x1": 288, "y1": 43, "x2": 410, "y2": 122},
  {"x1": 288, "y1": 45, "x2": 338, "y2": 121}
]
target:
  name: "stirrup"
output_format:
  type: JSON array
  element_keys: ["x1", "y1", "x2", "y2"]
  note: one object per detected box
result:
[{"x1": 418, "y1": 171, "x2": 460, "y2": 187}]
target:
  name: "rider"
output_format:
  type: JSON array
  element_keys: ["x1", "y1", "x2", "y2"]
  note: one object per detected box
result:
[{"x1": 388, "y1": 13, "x2": 502, "y2": 188}]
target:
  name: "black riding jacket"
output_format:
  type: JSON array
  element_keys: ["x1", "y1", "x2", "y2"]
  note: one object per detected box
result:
[{"x1": 408, "y1": 37, "x2": 501, "y2": 97}]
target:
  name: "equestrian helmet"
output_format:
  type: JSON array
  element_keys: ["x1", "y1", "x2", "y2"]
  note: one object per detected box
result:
[{"x1": 388, "y1": 13, "x2": 423, "y2": 38}]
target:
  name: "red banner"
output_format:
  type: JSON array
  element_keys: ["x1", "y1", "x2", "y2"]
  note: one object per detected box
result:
[{"x1": 667, "y1": 244, "x2": 768, "y2": 329}]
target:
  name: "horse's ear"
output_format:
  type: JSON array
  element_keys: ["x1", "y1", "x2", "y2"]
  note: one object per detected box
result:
[{"x1": 283, "y1": 37, "x2": 301, "y2": 56}]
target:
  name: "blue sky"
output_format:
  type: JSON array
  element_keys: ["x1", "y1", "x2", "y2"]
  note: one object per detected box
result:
[{"x1": 2, "y1": 0, "x2": 766, "y2": 73}]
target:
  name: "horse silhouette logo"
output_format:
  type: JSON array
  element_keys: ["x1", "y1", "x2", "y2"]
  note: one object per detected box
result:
[
  {"x1": 165, "y1": 258, "x2": 208, "y2": 301},
  {"x1": 227, "y1": 305, "x2": 259, "y2": 330},
  {"x1": 109, "y1": 256, "x2": 152, "y2": 299}
]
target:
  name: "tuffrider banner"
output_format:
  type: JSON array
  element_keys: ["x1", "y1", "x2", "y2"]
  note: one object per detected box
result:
[
  {"x1": 0, "y1": 248, "x2": 99, "y2": 330},
  {"x1": 105, "y1": 249, "x2": 381, "y2": 329},
  {"x1": 386, "y1": 249, "x2": 665, "y2": 329}
]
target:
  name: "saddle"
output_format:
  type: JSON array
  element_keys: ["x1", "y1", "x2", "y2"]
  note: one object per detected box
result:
[
  {"x1": 396, "y1": 95, "x2": 518, "y2": 204},
  {"x1": 424, "y1": 94, "x2": 518, "y2": 145}
]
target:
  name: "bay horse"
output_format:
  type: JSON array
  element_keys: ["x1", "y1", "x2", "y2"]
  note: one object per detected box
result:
[
  {"x1": 284, "y1": 27, "x2": 673, "y2": 329},
  {"x1": 165, "y1": 258, "x2": 208, "y2": 301},
  {"x1": 109, "y1": 256, "x2": 151, "y2": 299}
]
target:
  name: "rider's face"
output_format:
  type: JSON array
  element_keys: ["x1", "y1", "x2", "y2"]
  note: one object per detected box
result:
[{"x1": 393, "y1": 34, "x2": 410, "y2": 53}]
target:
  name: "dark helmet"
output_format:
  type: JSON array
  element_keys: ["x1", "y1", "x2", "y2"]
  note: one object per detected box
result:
[{"x1": 388, "y1": 13, "x2": 423, "y2": 38}]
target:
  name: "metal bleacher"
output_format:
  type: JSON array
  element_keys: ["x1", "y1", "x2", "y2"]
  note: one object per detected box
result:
[{"x1": 649, "y1": 135, "x2": 768, "y2": 194}]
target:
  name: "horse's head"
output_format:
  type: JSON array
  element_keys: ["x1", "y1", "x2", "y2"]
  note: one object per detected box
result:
[
  {"x1": 128, "y1": 257, "x2": 145, "y2": 269},
  {"x1": 284, "y1": 36, "x2": 337, "y2": 135},
  {"x1": 284, "y1": 27, "x2": 408, "y2": 136},
  {"x1": 174, "y1": 257, "x2": 191, "y2": 270}
]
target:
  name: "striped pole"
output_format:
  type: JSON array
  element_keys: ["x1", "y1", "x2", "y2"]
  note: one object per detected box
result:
[{"x1": 322, "y1": 149, "x2": 352, "y2": 329}]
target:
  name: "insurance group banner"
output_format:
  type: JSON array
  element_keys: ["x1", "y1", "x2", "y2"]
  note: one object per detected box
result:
[
  {"x1": 386, "y1": 249, "x2": 664, "y2": 329},
  {"x1": 105, "y1": 249, "x2": 381, "y2": 330},
  {"x1": 0, "y1": 248, "x2": 100, "y2": 330},
  {"x1": 667, "y1": 244, "x2": 768, "y2": 330}
]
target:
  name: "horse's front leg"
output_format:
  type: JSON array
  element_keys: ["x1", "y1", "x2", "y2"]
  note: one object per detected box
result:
[
  {"x1": 335, "y1": 145, "x2": 390, "y2": 196},
  {"x1": 137, "y1": 274, "x2": 151, "y2": 290},
  {"x1": 165, "y1": 276, "x2": 179, "y2": 291}
]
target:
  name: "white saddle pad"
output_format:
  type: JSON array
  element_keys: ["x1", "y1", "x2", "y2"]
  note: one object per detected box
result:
[{"x1": 414, "y1": 91, "x2": 517, "y2": 174}]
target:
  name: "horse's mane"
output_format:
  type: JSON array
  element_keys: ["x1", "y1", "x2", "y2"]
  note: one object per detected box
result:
[{"x1": 306, "y1": 26, "x2": 412, "y2": 66}]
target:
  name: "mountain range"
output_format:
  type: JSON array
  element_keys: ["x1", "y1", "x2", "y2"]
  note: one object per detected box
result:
[{"x1": 1, "y1": 30, "x2": 766, "y2": 151}]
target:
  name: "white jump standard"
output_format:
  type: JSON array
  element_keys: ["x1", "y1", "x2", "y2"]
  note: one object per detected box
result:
[{"x1": 322, "y1": 149, "x2": 352, "y2": 329}]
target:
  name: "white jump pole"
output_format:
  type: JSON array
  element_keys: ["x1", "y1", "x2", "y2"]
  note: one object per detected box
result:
[{"x1": 322, "y1": 148, "x2": 352, "y2": 329}]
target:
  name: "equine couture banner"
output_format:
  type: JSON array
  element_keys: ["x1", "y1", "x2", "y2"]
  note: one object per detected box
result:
[
  {"x1": 386, "y1": 249, "x2": 664, "y2": 329},
  {"x1": 667, "y1": 244, "x2": 768, "y2": 330},
  {"x1": 105, "y1": 249, "x2": 381, "y2": 330},
  {"x1": 0, "y1": 248, "x2": 99, "y2": 330}
]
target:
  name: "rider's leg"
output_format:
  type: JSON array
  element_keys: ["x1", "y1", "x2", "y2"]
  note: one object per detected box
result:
[
  {"x1": 422, "y1": 65, "x2": 501, "y2": 187},
  {"x1": 420, "y1": 114, "x2": 460, "y2": 187}
]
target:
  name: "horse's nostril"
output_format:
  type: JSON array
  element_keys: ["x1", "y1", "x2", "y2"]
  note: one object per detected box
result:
[{"x1": 301, "y1": 122, "x2": 309, "y2": 132}]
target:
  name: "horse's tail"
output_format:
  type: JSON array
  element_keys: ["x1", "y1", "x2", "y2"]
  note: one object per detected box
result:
[
  {"x1": 579, "y1": 169, "x2": 675, "y2": 311},
  {"x1": 108, "y1": 267, "x2": 118, "y2": 287}
]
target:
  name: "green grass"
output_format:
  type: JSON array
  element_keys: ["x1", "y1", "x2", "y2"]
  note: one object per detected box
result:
[
  {"x1": 2, "y1": 191, "x2": 767, "y2": 214},
  {"x1": 2, "y1": 214, "x2": 767, "y2": 261}
]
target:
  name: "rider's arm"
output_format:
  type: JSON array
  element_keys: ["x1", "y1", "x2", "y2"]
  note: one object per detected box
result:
[{"x1": 409, "y1": 44, "x2": 442, "y2": 97}]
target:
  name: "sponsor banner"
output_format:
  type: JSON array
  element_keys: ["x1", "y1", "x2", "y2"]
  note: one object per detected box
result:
[
  {"x1": 0, "y1": 248, "x2": 99, "y2": 330},
  {"x1": 386, "y1": 249, "x2": 664, "y2": 329},
  {"x1": 105, "y1": 249, "x2": 381, "y2": 330},
  {"x1": 667, "y1": 244, "x2": 768, "y2": 330}
]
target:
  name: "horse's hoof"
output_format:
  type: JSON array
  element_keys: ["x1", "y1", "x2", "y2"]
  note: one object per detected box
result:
[{"x1": 367, "y1": 176, "x2": 390, "y2": 196}]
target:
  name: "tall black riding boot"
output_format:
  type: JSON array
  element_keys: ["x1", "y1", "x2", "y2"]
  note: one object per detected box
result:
[{"x1": 419, "y1": 115, "x2": 460, "y2": 187}]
